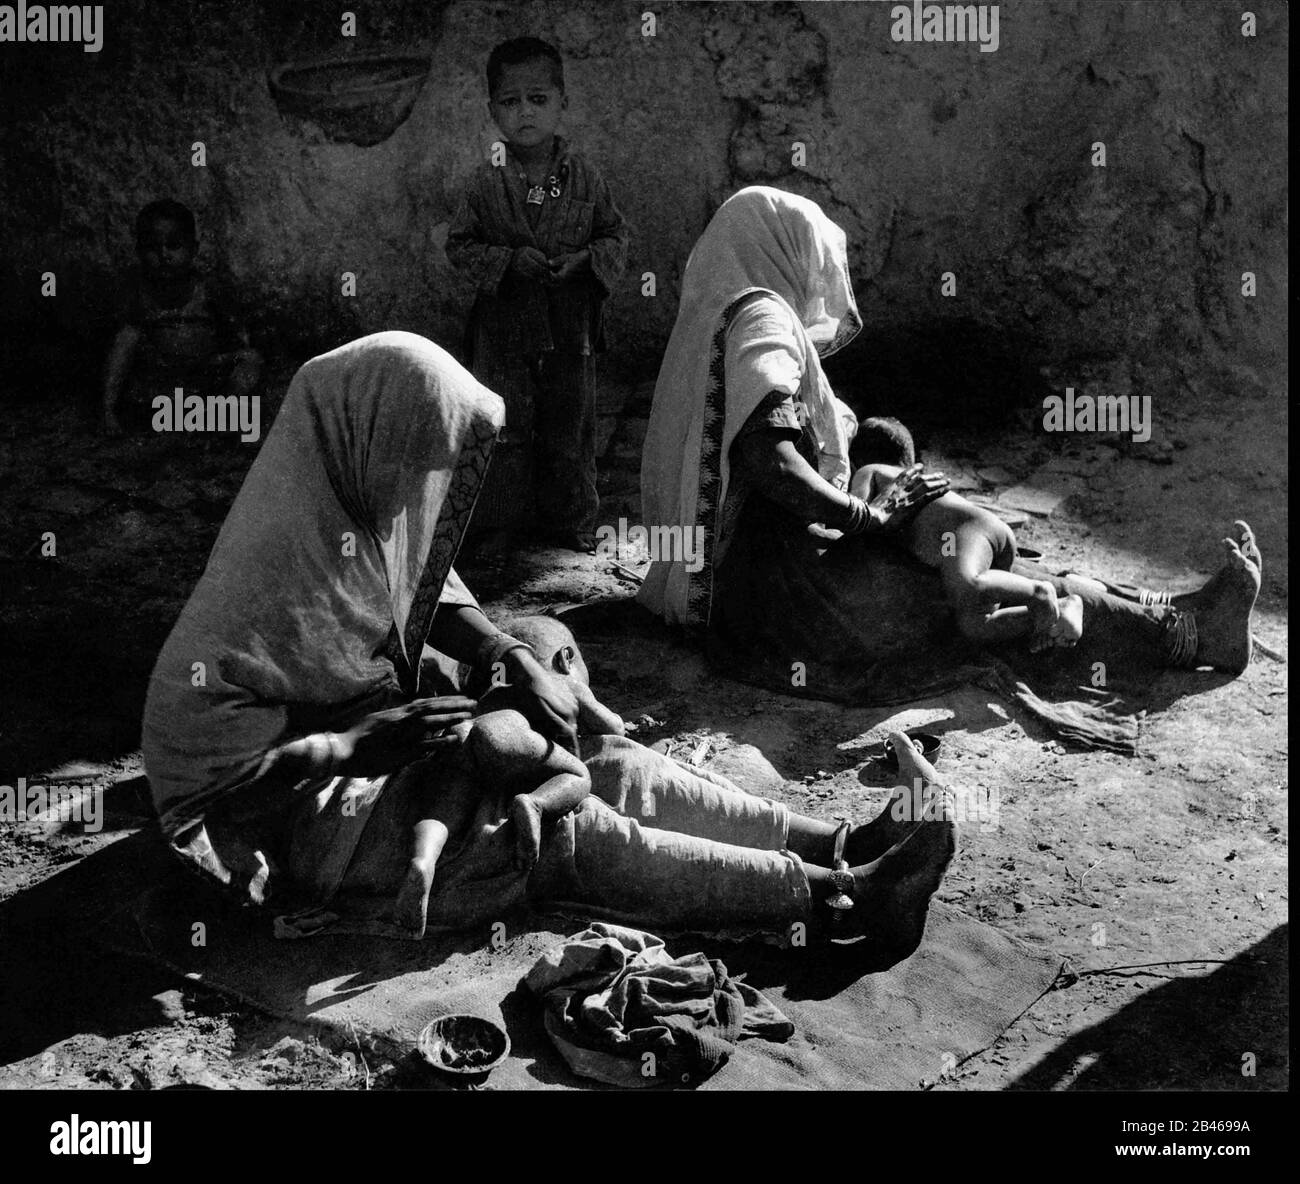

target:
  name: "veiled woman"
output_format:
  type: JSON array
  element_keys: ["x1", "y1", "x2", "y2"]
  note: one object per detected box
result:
[
  {"x1": 143, "y1": 331, "x2": 583, "y2": 907},
  {"x1": 638, "y1": 186, "x2": 1261, "y2": 721},
  {"x1": 142, "y1": 330, "x2": 957, "y2": 953}
]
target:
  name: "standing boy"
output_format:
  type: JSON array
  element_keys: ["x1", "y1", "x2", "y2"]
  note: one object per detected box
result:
[{"x1": 447, "y1": 37, "x2": 628, "y2": 550}]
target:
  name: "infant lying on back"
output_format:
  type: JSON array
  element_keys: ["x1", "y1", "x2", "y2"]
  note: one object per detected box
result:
[{"x1": 849, "y1": 417, "x2": 1082, "y2": 651}]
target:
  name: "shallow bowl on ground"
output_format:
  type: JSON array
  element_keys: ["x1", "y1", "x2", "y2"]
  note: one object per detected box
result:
[{"x1": 417, "y1": 1014, "x2": 510, "y2": 1084}]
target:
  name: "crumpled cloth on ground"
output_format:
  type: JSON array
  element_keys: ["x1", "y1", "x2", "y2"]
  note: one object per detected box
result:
[{"x1": 525, "y1": 922, "x2": 794, "y2": 1088}]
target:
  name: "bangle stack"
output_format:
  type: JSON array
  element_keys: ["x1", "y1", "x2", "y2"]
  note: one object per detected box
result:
[
  {"x1": 304, "y1": 732, "x2": 344, "y2": 776},
  {"x1": 475, "y1": 632, "x2": 535, "y2": 676},
  {"x1": 841, "y1": 495, "x2": 872, "y2": 536}
]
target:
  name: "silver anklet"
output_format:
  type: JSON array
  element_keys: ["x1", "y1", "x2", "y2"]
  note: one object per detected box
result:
[{"x1": 1163, "y1": 610, "x2": 1198, "y2": 667}]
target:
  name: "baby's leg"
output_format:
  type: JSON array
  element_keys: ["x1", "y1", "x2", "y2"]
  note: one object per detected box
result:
[
  {"x1": 938, "y1": 523, "x2": 1060, "y2": 646},
  {"x1": 393, "y1": 758, "x2": 479, "y2": 938}
]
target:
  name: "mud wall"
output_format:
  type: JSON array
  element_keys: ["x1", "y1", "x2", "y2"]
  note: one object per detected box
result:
[{"x1": 0, "y1": 0, "x2": 1287, "y2": 411}]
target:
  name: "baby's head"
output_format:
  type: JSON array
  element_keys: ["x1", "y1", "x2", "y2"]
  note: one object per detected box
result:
[
  {"x1": 135, "y1": 199, "x2": 197, "y2": 282},
  {"x1": 503, "y1": 614, "x2": 590, "y2": 685},
  {"x1": 464, "y1": 614, "x2": 589, "y2": 705},
  {"x1": 486, "y1": 37, "x2": 567, "y2": 151},
  {"x1": 850, "y1": 416, "x2": 916, "y2": 471}
]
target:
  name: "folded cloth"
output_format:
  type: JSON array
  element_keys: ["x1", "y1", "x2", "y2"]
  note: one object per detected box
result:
[{"x1": 525, "y1": 922, "x2": 793, "y2": 1088}]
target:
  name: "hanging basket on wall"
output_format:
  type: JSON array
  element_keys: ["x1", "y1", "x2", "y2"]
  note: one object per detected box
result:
[{"x1": 268, "y1": 53, "x2": 431, "y2": 147}]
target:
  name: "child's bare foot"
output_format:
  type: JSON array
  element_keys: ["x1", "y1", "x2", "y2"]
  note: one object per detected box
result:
[
  {"x1": 1049, "y1": 592, "x2": 1083, "y2": 647},
  {"x1": 393, "y1": 859, "x2": 434, "y2": 939},
  {"x1": 1027, "y1": 580, "x2": 1060, "y2": 652}
]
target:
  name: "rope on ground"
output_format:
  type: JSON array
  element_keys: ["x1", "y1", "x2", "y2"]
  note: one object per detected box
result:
[
  {"x1": 1252, "y1": 634, "x2": 1286, "y2": 662},
  {"x1": 1053, "y1": 957, "x2": 1236, "y2": 990}
]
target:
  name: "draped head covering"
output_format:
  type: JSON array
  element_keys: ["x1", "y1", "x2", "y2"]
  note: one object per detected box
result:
[
  {"x1": 638, "y1": 186, "x2": 862, "y2": 626},
  {"x1": 143, "y1": 331, "x2": 503, "y2": 849}
]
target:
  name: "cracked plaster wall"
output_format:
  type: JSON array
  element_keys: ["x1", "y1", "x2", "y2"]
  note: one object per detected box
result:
[{"x1": 0, "y1": 0, "x2": 1286, "y2": 413}]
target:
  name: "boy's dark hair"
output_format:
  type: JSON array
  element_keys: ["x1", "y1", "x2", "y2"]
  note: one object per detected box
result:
[
  {"x1": 850, "y1": 416, "x2": 916, "y2": 469},
  {"x1": 135, "y1": 199, "x2": 197, "y2": 247},
  {"x1": 486, "y1": 36, "x2": 565, "y2": 96}
]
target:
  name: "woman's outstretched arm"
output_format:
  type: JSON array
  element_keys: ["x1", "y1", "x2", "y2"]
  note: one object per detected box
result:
[{"x1": 736, "y1": 427, "x2": 950, "y2": 534}]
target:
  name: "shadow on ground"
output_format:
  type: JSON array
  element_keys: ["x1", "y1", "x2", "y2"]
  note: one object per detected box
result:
[{"x1": 1007, "y1": 925, "x2": 1289, "y2": 1090}]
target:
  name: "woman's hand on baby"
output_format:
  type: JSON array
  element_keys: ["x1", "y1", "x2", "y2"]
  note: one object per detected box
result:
[
  {"x1": 510, "y1": 794, "x2": 544, "y2": 871},
  {"x1": 510, "y1": 246, "x2": 553, "y2": 282},
  {"x1": 502, "y1": 651, "x2": 581, "y2": 755},
  {"x1": 868, "y1": 463, "x2": 949, "y2": 531},
  {"x1": 338, "y1": 696, "x2": 477, "y2": 775}
]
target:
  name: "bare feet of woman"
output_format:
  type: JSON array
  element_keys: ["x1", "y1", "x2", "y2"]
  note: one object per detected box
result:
[
  {"x1": 1183, "y1": 533, "x2": 1261, "y2": 673},
  {"x1": 841, "y1": 793, "x2": 957, "y2": 959},
  {"x1": 393, "y1": 858, "x2": 435, "y2": 939},
  {"x1": 846, "y1": 784, "x2": 920, "y2": 864},
  {"x1": 846, "y1": 729, "x2": 941, "y2": 863},
  {"x1": 1173, "y1": 521, "x2": 1263, "y2": 609},
  {"x1": 1233, "y1": 520, "x2": 1263, "y2": 572},
  {"x1": 833, "y1": 732, "x2": 957, "y2": 958}
]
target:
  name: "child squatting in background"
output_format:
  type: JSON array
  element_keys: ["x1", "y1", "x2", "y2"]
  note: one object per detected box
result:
[
  {"x1": 849, "y1": 417, "x2": 1083, "y2": 651},
  {"x1": 446, "y1": 37, "x2": 629, "y2": 551},
  {"x1": 103, "y1": 199, "x2": 262, "y2": 435}
]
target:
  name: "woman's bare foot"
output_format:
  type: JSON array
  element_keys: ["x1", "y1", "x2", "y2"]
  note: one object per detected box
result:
[
  {"x1": 393, "y1": 859, "x2": 434, "y2": 939},
  {"x1": 843, "y1": 790, "x2": 957, "y2": 958},
  {"x1": 847, "y1": 785, "x2": 919, "y2": 864},
  {"x1": 1050, "y1": 593, "x2": 1084, "y2": 647},
  {"x1": 1185, "y1": 535, "x2": 1261, "y2": 674},
  {"x1": 1173, "y1": 521, "x2": 1263, "y2": 610},
  {"x1": 1233, "y1": 520, "x2": 1262, "y2": 572},
  {"x1": 846, "y1": 729, "x2": 943, "y2": 863}
]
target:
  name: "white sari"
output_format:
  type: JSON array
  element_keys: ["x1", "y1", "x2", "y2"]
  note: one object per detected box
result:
[
  {"x1": 638, "y1": 186, "x2": 862, "y2": 626},
  {"x1": 142, "y1": 332, "x2": 503, "y2": 893}
]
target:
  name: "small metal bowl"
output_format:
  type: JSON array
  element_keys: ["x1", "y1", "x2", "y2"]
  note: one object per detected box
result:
[
  {"x1": 880, "y1": 730, "x2": 942, "y2": 771},
  {"x1": 417, "y1": 1014, "x2": 510, "y2": 1085}
]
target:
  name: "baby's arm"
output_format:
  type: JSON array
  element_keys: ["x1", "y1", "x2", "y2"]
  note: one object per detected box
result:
[
  {"x1": 468, "y1": 709, "x2": 592, "y2": 870},
  {"x1": 575, "y1": 681, "x2": 625, "y2": 737},
  {"x1": 848, "y1": 463, "x2": 897, "y2": 505},
  {"x1": 470, "y1": 709, "x2": 590, "y2": 807}
]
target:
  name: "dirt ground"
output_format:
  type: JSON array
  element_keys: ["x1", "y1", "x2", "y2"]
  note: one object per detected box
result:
[{"x1": 0, "y1": 358, "x2": 1287, "y2": 1091}]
